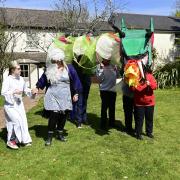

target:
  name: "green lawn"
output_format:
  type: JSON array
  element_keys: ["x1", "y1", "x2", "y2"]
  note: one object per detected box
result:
[
  {"x1": 0, "y1": 96, "x2": 4, "y2": 107},
  {"x1": 0, "y1": 84, "x2": 180, "y2": 179}
]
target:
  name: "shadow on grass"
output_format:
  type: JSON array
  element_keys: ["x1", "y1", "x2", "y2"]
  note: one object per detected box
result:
[
  {"x1": 34, "y1": 109, "x2": 50, "y2": 119},
  {"x1": 0, "y1": 128, "x2": 7, "y2": 143},
  {"x1": 29, "y1": 125, "x2": 68, "y2": 141},
  {"x1": 29, "y1": 125, "x2": 47, "y2": 140},
  {"x1": 87, "y1": 113, "x2": 128, "y2": 136}
]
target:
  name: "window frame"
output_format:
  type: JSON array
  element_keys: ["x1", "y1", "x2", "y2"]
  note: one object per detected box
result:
[{"x1": 20, "y1": 64, "x2": 29, "y2": 78}]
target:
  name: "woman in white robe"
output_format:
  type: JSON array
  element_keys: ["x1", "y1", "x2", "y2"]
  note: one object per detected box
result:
[{"x1": 1, "y1": 61, "x2": 32, "y2": 149}]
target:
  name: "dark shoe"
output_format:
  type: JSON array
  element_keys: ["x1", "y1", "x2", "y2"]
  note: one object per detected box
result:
[
  {"x1": 126, "y1": 127, "x2": 133, "y2": 132},
  {"x1": 45, "y1": 132, "x2": 53, "y2": 146},
  {"x1": 100, "y1": 126, "x2": 108, "y2": 131},
  {"x1": 136, "y1": 134, "x2": 143, "y2": 140},
  {"x1": 109, "y1": 123, "x2": 115, "y2": 128},
  {"x1": 57, "y1": 134, "x2": 67, "y2": 142},
  {"x1": 57, "y1": 131, "x2": 67, "y2": 142},
  {"x1": 83, "y1": 120, "x2": 89, "y2": 125},
  {"x1": 126, "y1": 129, "x2": 134, "y2": 136},
  {"x1": 147, "y1": 133, "x2": 154, "y2": 138}
]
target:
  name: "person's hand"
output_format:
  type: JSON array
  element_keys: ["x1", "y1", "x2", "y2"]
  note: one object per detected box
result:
[
  {"x1": 73, "y1": 94, "x2": 78, "y2": 102},
  {"x1": 32, "y1": 88, "x2": 39, "y2": 95},
  {"x1": 100, "y1": 63, "x2": 104, "y2": 68},
  {"x1": 13, "y1": 89, "x2": 22, "y2": 95},
  {"x1": 146, "y1": 80, "x2": 150, "y2": 86}
]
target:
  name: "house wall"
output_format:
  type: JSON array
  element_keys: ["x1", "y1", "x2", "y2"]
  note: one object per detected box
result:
[
  {"x1": 7, "y1": 30, "x2": 177, "y2": 63},
  {"x1": 154, "y1": 32, "x2": 176, "y2": 67},
  {"x1": 7, "y1": 30, "x2": 56, "y2": 53},
  {"x1": 30, "y1": 66, "x2": 44, "y2": 88},
  {"x1": 3, "y1": 29, "x2": 54, "y2": 89}
]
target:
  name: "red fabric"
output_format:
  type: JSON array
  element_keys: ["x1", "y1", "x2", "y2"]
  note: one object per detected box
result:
[
  {"x1": 58, "y1": 36, "x2": 71, "y2": 44},
  {"x1": 150, "y1": 33, "x2": 154, "y2": 48},
  {"x1": 131, "y1": 73, "x2": 157, "y2": 106}
]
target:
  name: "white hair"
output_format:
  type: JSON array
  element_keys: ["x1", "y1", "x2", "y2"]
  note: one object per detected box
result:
[
  {"x1": 10, "y1": 61, "x2": 19, "y2": 68},
  {"x1": 46, "y1": 64, "x2": 60, "y2": 84},
  {"x1": 45, "y1": 44, "x2": 67, "y2": 84},
  {"x1": 46, "y1": 44, "x2": 65, "y2": 63}
]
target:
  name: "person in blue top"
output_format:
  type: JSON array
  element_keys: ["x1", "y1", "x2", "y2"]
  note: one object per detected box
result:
[
  {"x1": 33, "y1": 47, "x2": 82, "y2": 146},
  {"x1": 70, "y1": 55, "x2": 91, "y2": 128}
]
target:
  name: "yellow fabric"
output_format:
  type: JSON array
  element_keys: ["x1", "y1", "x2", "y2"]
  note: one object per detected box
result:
[{"x1": 124, "y1": 60, "x2": 141, "y2": 87}]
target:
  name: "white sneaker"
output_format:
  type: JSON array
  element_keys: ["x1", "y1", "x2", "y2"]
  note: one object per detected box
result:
[
  {"x1": 7, "y1": 141, "x2": 19, "y2": 150},
  {"x1": 77, "y1": 125, "x2": 82, "y2": 129},
  {"x1": 23, "y1": 143, "x2": 32, "y2": 147},
  {"x1": 77, "y1": 123, "x2": 82, "y2": 129}
]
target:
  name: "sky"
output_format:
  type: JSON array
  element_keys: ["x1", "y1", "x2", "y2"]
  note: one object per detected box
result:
[{"x1": 1, "y1": 0, "x2": 177, "y2": 16}]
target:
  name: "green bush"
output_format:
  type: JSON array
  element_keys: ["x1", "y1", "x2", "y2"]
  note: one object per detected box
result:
[{"x1": 153, "y1": 60, "x2": 180, "y2": 88}]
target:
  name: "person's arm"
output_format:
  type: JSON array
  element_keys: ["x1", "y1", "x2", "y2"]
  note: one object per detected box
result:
[
  {"x1": 68, "y1": 64, "x2": 83, "y2": 96},
  {"x1": 1, "y1": 77, "x2": 15, "y2": 104},
  {"x1": 96, "y1": 64, "x2": 104, "y2": 82},
  {"x1": 115, "y1": 65, "x2": 121, "y2": 78},
  {"x1": 36, "y1": 73, "x2": 48, "y2": 90},
  {"x1": 23, "y1": 78, "x2": 32, "y2": 97},
  {"x1": 135, "y1": 83, "x2": 147, "y2": 92},
  {"x1": 147, "y1": 74, "x2": 157, "y2": 90}
]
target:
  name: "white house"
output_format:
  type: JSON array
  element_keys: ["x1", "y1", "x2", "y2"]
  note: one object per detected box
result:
[{"x1": 1, "y1": 8, "x2": 180, "y2": 87}]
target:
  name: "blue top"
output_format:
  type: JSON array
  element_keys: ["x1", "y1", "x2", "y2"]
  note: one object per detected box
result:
[{"x1": 36, "y1": 64, "x2": 83, "y2": 95}]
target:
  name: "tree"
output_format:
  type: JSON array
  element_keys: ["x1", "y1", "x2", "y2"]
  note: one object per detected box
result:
[
  {"x1": 0, "y1": 0, "x2": 24, "y2": 86},
  {"x1": 25, "y1": 0, "x2": 126, "y2": 54},
  {"x1": 53, "y1": 0, "x2": 124, "y2": 35},
  {"x1": 175, "y1": 0, "x2": 180, "y2": 17}
]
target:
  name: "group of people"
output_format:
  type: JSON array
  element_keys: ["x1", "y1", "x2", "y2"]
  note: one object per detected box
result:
[
  {"x1": 96, "y1": 58, "x2": 157, "y2": 140},
  {"x1": 1, "y1": 47, "x2": 92, "y2": 149},
  {"x1": 1, "y1": 46, "x2": 157, "y2": 150}
]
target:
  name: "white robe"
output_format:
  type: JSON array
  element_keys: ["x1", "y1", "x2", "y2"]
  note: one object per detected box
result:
[{"x1": 1, "y1": 75, "x2": 32, "y2": 143}]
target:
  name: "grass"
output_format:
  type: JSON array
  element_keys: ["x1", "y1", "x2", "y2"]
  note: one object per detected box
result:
[
  {"x1": 0, "y1": 84, "x2": 180, "y2": 180},
  {"x1": 0, "y1": 96, "x2": 4, "y2": 107}
]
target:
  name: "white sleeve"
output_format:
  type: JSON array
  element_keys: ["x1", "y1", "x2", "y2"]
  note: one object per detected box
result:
[
  {"x1": 1, "y1": 77, "x2": 15, "y2": 104},
  {"x1": 23, "y1": 79, "x2": 32, "y2": 97}
]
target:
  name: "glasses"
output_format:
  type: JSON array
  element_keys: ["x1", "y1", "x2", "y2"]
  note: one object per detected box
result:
[
  {"x1": 51, "y1": 60, "x2": 63, "y2": 64},
  {"x1": 51, "y1": 60, "x2": 58, "y2": 64}
]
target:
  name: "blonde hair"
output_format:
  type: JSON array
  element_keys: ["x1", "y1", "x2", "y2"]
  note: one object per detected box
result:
[{"x1": 9, "y1": 61, "x2": 19, "y2": 75}]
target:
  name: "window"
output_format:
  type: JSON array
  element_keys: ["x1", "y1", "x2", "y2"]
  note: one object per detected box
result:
[
  {"x1": 175, "y1": 34, "x2": 180, "y2": 46},
  {"x1": 20, "y1": 64, "x2": 29, "y2": 77},
  {"x1": 175, "y1": 34, "x2": 180, "y2": 58},
  {"x1": 26, "y1": 32, "x2": 39, "y2": 49}
]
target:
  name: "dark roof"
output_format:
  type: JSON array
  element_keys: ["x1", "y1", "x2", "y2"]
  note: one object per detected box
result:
[
  {"x1": 110, "y1": 13, "x2": 180, "y2": 32},
  {"x1": 0, "y1": 7, "x2": 64, "y2": 29},
  {"x1": 0, "y1": 8, "x2": 179, "y2": 32},
  {"x1": 0, "y1": 7, "x2": 113, "y2": 32},
  {"x1": 13, "y1": 52, "x2": 46, "y2": 63}
]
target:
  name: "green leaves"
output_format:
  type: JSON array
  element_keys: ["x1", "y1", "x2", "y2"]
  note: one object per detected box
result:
[{"x1": 154, "y1": 61, "x2": 180, "y2": 88}]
